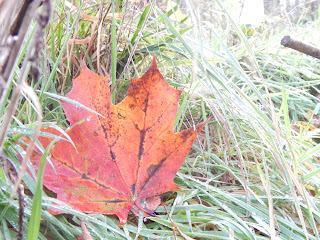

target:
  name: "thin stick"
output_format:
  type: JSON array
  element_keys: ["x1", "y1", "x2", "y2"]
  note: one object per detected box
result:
[
  {"x1": 0, "y1": 0, "x2": 50, "y2": 201},
  {"x1": 80, "y1": 219, "x2": 94, "y2": 240},
  {"x1": 17, "y1": 184, "x2": 25, "y2": 240},
  {"x1": 163, "y1": 205, "x2": 194, "y2": 240},
  {"x1": 9, "y1": 83, "x2": 43, "y2": 201},
  {"x1": 0, "y1": 0, "x2": 41, "y2": 101}
]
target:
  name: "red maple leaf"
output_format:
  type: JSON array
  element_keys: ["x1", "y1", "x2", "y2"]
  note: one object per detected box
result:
[{"x1": 30, "y1": 57, "x2": 208, "y2": 224}]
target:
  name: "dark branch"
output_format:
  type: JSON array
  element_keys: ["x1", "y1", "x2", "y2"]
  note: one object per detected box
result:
[
  {"x1": 281, "y1": 35, "x2": 320, "y2": 59},
  {"x1": 0, "y1": 0, "x2": 43, "y2": 101},
  {"x1": 10, "y1": 0, "x2": 35, "y2": 36},
  {"x1": 17, "y1": 184, "x2": 25, "y2": 240}
]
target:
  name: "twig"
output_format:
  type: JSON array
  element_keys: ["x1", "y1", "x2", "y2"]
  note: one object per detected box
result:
[
  {"x1": 10, "y1": 0, "x2": 51, "y2": 199},
  {"x1": 79, "y1": 219, "x2": 94, "y2": 240},
  {"x1": 0, "y1": 0, "x2": 41, "y2": 101},
  {"x1": 9, "y1": 83, "x2": 43, "y2": 200},
  {"x1": 1, "y1": 157, "x2": 25, "y2": 240},
  {"x1": 0, "y1": 0, "x2": 50, "y2": 202},
  {"x1": 10, "y1": 0, "x2": 35, "y2": 36},
  {"x1": 281, "y1": 35, "x2": 320, "y2": 59},
  {"x1": 17, "y1": 184, "x2": 25, "y2": 240},
  {"x1": 163, "y1": 205, "x2": 194, "y2": 240}
]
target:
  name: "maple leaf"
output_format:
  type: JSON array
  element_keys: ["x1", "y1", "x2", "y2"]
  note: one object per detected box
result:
[{"x1": 30, "y1": 57, "x2": 208, "y2": 224}]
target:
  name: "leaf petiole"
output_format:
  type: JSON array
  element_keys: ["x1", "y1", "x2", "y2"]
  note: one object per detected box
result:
[{"x1": 134, "y1": 201, "x2": 158, "y2": 218}]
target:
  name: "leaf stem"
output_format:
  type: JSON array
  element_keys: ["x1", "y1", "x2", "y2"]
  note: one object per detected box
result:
[{"x1": 134, "y1": 201, "x2": 158, "y2": 218}]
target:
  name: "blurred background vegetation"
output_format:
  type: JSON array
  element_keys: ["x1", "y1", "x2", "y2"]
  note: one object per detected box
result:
[{"x1": 0, "y1": 0, "x2": 320, "y2": 239}]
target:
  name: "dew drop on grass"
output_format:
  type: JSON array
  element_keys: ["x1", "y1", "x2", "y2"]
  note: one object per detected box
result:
[{"x1": 222, "y1": 204, "x2": 229, "y2": 211}]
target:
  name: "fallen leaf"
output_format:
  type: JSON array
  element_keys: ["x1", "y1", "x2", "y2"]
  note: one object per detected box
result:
[{"x1": 30, "y1": 56, "x2": 208, "y2": 224}]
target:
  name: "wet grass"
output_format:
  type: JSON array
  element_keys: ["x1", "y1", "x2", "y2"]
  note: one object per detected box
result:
[{"x1": 0, "y1": 0, "x2": 320, "y2": 239}]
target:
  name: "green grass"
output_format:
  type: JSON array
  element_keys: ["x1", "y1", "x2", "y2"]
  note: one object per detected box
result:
[{"x1": 1, "y1": 0, "x2": 320, "y2": 239}]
